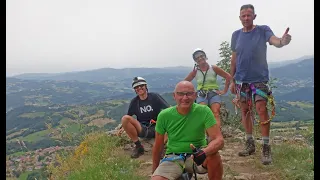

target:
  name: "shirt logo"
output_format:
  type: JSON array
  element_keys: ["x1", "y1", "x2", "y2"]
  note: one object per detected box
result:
[{"x1": 140, "y1": 105, "x2": 153, "y2": 113}]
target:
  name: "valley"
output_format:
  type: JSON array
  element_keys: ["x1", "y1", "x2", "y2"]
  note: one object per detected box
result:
[{"x1": 6, "y1": 57, "x2": 314, "y2": 179}]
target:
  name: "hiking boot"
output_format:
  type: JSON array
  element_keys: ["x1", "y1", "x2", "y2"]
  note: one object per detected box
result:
[
  {"x1": 238, "y1": 138, "x2": 255, "y2": 156},
  {"x1": 131, "y1": 146, "x2": 144, "y2": 158},
  {"x1": 261, "y1": 144, "x2": 272, "y2": 165}
]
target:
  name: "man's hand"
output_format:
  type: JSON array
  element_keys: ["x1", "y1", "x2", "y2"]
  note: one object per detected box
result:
[
  {"x1": 230, "y1": 82, "x2": 236, "y2": 94},
  {"x1": 281, "y1": 27, "x2": 291, "y2": 46},
  {"x1": 190, "y1": 144, "x2": 206, "y2": 166}
]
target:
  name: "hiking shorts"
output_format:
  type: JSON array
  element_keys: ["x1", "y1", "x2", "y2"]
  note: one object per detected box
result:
[
  {"x1": 138, "y1": 123, "x2": 155, "y2": 138},
  {"x1": 152, "y1": 154, "x2": 208, "y2": 179},
  {"x1": 237, "y1": 82, "x2": 270, "y2": 103},
  {"x1": 196, "y1": 91, "x2": 221, "y2": 105}
]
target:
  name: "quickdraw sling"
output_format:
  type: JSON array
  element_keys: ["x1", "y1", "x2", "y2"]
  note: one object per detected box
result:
[{"x1": 232, "y1": 82, "x2": 276, "y2": 125}]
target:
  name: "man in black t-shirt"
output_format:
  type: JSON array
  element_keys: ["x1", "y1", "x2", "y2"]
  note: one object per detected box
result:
[{"x1": 121, "y1": 77, "x2": 170, "y2": 158}]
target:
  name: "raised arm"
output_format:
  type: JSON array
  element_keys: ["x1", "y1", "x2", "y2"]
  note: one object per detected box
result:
[
  {"x1": 212, "y1": 65, "x2": 232, "y2": 94},
  {"x1": 268, "y1": 27, "x2": 291, "y2": 48},
  {"x1": 184, "y1": 69, "x2": 197, "y2": 81}
]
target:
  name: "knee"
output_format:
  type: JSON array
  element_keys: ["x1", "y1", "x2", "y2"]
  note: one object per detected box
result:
[
  {"x1": 121, "y1": 115, "x2": 132, "y2": 125},
  {"x1": 241, "y1": 105, "x2": 249, "y2": 114},
  {"x1": 205, "y1": 153, "x2": 222, "y2": 170},
  {"x1": 255, "y1": 101, "x2": 267, "y2": 115},
  {"x1": 206, "y1": 152, "x2": 222, "y2": 163}
]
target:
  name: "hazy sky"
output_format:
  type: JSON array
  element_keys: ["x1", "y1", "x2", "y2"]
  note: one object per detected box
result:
[{"x1": 6, "y1": 0, "x2": 314, "y2": 76}]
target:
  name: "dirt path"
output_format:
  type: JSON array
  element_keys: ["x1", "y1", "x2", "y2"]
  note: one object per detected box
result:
[{"x1": 122, "y1": 137, "x2": 279, "y2": 180}]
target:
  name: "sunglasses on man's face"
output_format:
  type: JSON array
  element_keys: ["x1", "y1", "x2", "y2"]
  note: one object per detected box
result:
[
  {"x1": 175, "y1": 91, "x2": 196, "y2": 97},
  {"x1": 134, "y1": 85, "x2": 145, "y2": 89}
]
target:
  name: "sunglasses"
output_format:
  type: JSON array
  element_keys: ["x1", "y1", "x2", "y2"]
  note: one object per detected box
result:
[
  {"x1": 134, "y1": 85, "x2": 145, "y2": 89},
  {"x1": 175, "y1": 91, "x2": 196, "y2": 97}
]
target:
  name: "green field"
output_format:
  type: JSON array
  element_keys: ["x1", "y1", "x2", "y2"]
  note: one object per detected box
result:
[
  {"x1": 65, "y1": 124, "x2": 82, "y2": 133},
  {"x1": 19, "y1": 112, "x2": 46, "y2": 118},
  {"x1": 11, "y1": 129, "x2": 50, "y2": 143},
  {"x1": 287, "y1": 101, "x2": 314, "y2": 108}
]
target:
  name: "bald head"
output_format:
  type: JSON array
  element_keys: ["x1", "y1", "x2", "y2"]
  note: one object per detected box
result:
[
  {"x1": 173, "y1": 81, "x2": 196, "y2": 110},
  {"x1": 174, "y1": 81, "x2": 195, "y2": 92}
]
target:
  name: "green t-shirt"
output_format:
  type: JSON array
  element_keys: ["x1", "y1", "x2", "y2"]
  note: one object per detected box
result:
[{"x1": 155, "y1": 103, "x2": 216, "y2": 154}]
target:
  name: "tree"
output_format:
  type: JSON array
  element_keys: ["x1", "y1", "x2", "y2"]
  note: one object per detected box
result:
[
  {"x1": 268, "y1": 77, "x2": 278, "y2": 91},
  {"x1": 217, "y1": 41, "x2": 232, "y2": 75},
  {"x1": 216, "y1": 41, "x2": 241, "y2": 129}
]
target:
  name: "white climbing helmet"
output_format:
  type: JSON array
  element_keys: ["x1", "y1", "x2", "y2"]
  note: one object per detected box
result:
[
  {"x1": 132, "y1": 76, "x2": 147, "y2": 88},
  {"x1": 192, "y1": 48, "x2": 207, "y2": 61}
]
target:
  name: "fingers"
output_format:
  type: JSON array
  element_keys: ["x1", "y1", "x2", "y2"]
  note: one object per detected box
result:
[
  {"x1": 284, "y1": 27, "x2": 290, "y2": 35},
  {"x1": 190, "y1": 144, "x2": 196, "y2": 151}
]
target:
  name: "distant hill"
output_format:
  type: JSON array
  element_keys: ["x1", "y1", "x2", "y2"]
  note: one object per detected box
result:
[
  {"x1": 276, "y1": 87, "x2": 314, "y2": 102},
  {"x1": 12, "y1": 67, "x2": 192, "y2": 82},
  {"x1": 268, "y1": 55, "x2": 314, "y2": 68},
  {"x1": 7, "y1": 57, "x2": 314, "y2": 110},
  {"x1": 270, "y1": 58, "x2": 314, "y2": 80}
]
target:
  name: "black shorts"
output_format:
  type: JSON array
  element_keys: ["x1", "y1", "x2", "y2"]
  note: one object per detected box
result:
[{"x1": 138, "y1": 123, "x2": 155, "y2": 138}]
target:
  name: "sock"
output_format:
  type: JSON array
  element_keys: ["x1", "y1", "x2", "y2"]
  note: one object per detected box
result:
[
  {"x1": 246, "y1": 134, "x2": 253, "y2": 140},
  {"x1": 262, "y1": 136, "x2": 269, "y2": 145},
  {"x1": 134, "y1": 140, "x2": 142, "y2": 147}
]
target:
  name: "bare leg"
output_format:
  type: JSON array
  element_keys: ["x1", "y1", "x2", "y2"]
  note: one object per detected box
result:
[
  {"x1": 121, "y1": 115, "x2": 142, "y2": 142},
  {"x1": 210, "y1": 103, "x2": 221, "y2": 128},
  {"x1": 255, "y1": 100, "x2": 270, "y2": 137},
  {"x1": 204, "y1": 152, "x2": 223, "y2": 180}
]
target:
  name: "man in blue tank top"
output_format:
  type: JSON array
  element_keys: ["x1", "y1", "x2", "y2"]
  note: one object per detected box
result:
[{"x1": 229, "y1": 4, "x2": 291, "y2": 165}]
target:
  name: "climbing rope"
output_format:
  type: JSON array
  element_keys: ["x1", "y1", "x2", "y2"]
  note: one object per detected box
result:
[{"x1": 232, "y1": 83, "x2": 276, "y2": 126}]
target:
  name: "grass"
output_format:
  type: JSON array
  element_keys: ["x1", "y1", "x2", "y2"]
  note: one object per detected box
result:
[
  {"x1": 21, "y1": 129, "x2": 50, "y2": 142},
  {"x1": 19, "y1": 171, "x2": 32, "y2": 180},
  {"x1": 48, "y1": 132, "x2": 147, "y2": 180},
  {"x1": 254, "y1": 142, "x2": 314, "y2": 180},
  {"x1": 65, "y1": 124, "x2": 81, "y2": 133}
]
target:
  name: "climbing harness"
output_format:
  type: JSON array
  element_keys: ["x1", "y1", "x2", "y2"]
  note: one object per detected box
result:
[
  {"x1": 194, "y1": 64, "x2": 220, "y2": 102},
  {"x1": 232, "y1": 82, "x2": 276, "y2": 125},
  {"x1": 141, "y1": 119, "x2": 156, "y2": 138},
  {"x1": 160, "y1": 153, "x2": 197, "y2": 180}
]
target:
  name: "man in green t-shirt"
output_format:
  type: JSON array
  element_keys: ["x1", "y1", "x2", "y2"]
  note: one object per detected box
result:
[{"x1": 152, "y1": 81, "x2": 224, "y2": 180}]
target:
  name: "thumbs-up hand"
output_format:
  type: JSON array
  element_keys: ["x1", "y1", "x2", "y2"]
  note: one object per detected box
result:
[
  {"x1": 281, "y1": 27, "x2": 291, "y2": 46},
  {"x1": 190, "y1": 144, "x2": 206, "y2": 166}
]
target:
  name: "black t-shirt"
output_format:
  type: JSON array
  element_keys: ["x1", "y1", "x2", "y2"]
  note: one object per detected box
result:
[{"x1": 127, "y1": 92, "x2": 170, "y2": 124}]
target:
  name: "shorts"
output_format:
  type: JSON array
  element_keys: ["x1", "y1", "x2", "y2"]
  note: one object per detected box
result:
[
  {"x1": 236, "y1": 82, "x2": 270, "y2": 103},
  {"x1": 196, "y1": 91, "x2": 221, "y2": 105},
  {"x1": 152, "y1": 155, "x2": 208, "y2": 179},
  {"x1": 138, "y1": 123, "x2": 155, "y2": 138},
  {"x1": 152, "y1": 145, "x2": 209, "y2": 179}
]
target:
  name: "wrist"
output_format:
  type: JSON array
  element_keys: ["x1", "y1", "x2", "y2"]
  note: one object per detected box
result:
[
  {"x1": 279, "y1": 38, "x2": 284, "y2": 47},
  {"x1": 202, "y1": 147, "x2": 209, "y2": 155}
]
